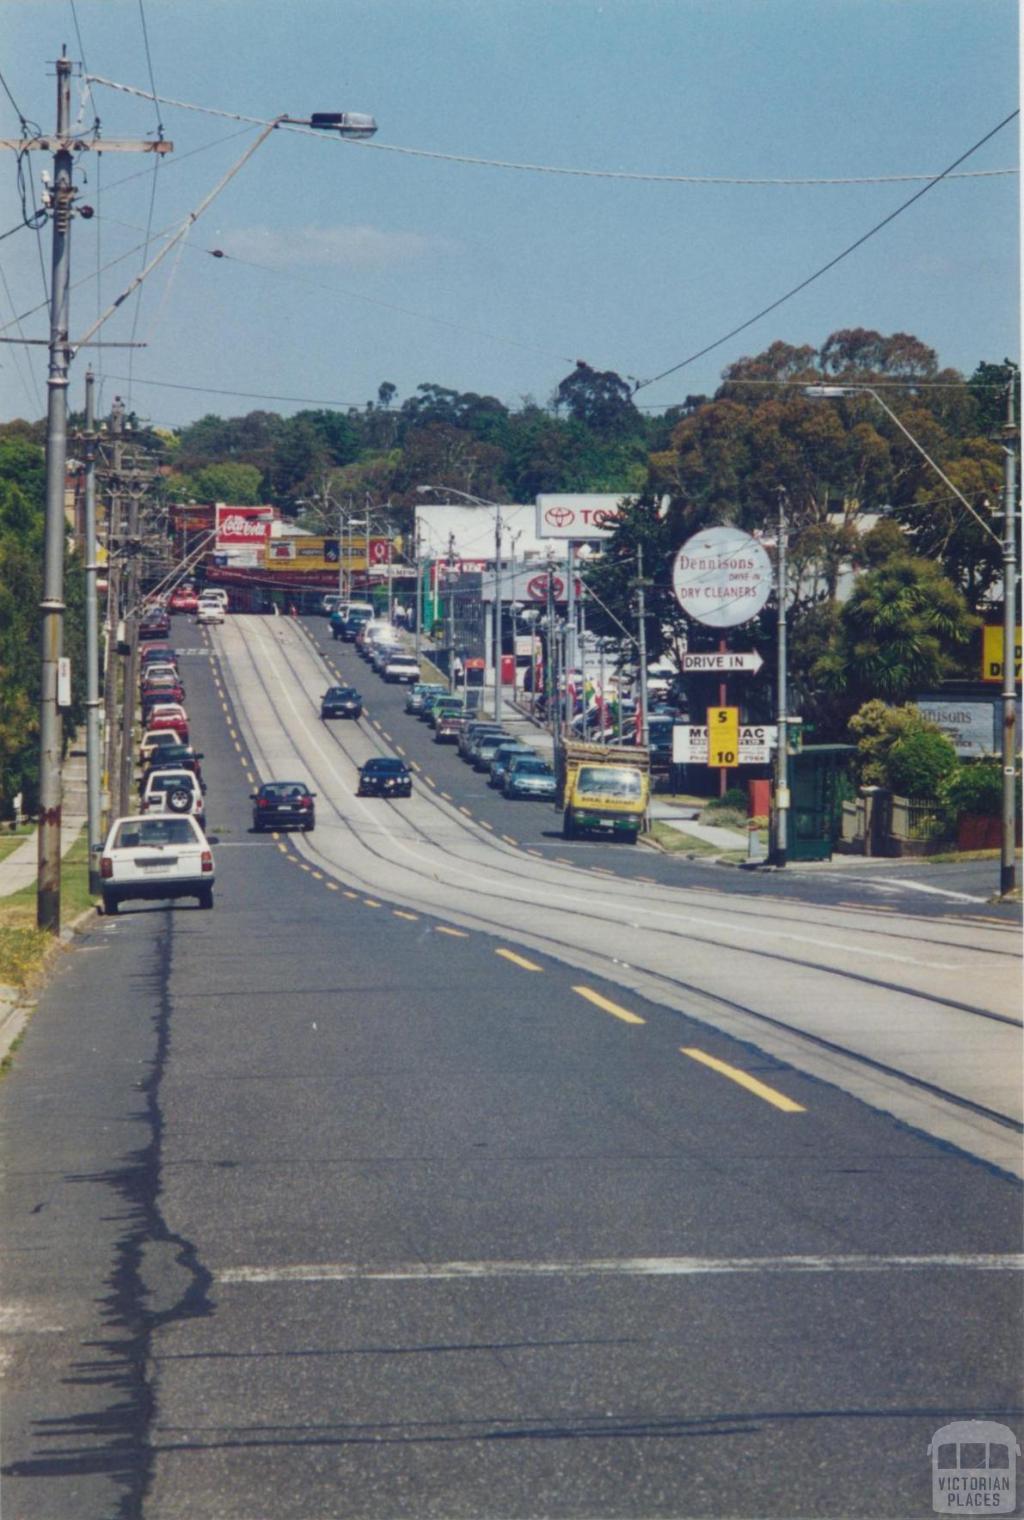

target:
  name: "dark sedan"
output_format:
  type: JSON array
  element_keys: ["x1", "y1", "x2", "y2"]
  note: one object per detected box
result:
[
  {"x1": 251, "y1": 781, "x2": 316, "y2": 832},
  {"x1": 357, "y1": 757, "x2": 412, "y2": 798},
  {"x1": 321, "y1": 685, "x2": 362, "y2": 720}
]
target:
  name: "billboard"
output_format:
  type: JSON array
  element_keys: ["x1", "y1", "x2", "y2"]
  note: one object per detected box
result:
[
  {"x1": 479, "y1": 567, "x2": 584, "y2": 603},
  {"x1": 215, "y1": 505, "x2": 273, "y2": 548},
  {"x1": 536, "y1": 494, "x2": 627, "y2": 541},
  {"x1": 671, "y1": 526, "x2": 773, "y2": 629},
  {"x1": 263, "y1": 537, "x2": 392, "y2": 573}
]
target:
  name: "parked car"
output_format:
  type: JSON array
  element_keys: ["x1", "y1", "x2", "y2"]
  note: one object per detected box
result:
[
  {"x1": 100, "y1": 813, "x2": 214, "y2": 914},
  {"x1": 200, "y1": 587, "x2": 229, "y2": 607},
  {"x1": 320, "y1": 685, "x2": 362, "y2": 720},
  {"x1": 488, "y1": 741, "x2": 535, "y2": 788},
  {"x1": 503, "y1": 755, "x2": 557, "y2": 800},
  {"x1": 139, "y1": 609, "x2": 170, "y2": 640},
  {"x1": 251, "y1": 780, "x2": 316, "y2": 832},
  {"x1": 140, "y1": 643, "x2": 176, "y2": 669},
  {"x1": 168, "y1": 586, "x2": 198, "y2": 614},
  {"x1": 139, "y1": 662, "x2": 180, "y2": 687},
  {"x1": 319, "y1": 593, "x2": 343, "y2": 618},
  {"x1": 140, "y1": 745, "x2": 205, "y2": 790},
  {"x1": 458, "y1": 721, "x2": 504, "y2": 760},
  {"x1": 145, "y1": 704, "x2": 189, "y2": 742},
  {"x1": 141, "y1": 769, "x2": 205, "y2": 824},
  {"x1": 472, "y1": 731, "x2": 513, "y2": 771},
  {"x1": 332, "y1": 608, "x2": 372, "y2": 641},
  {"x1": 406, "y1": 682, "x2": 447, "y2": 715},
  {"x1": 383, "y1": 654, "x2": 421, "y2": 684},
  {"x1": 434, "y1": 707, "x2": 468, "y2": 743},
  {"x1": 196, "y1": 601, "x2": 225, "y2": 625},
  {"x1": 139, "y1": 728, "x2": 187, "y2": 766},
  {"x1": 357, "y1": 757, "x2": 412, "y2": 798}
]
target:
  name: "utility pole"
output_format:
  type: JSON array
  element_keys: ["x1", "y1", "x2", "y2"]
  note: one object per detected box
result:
[
  {"x1": 635, "y1": 545, "x2": 649, "y2": 749},
  {"x1": 118, "y1": 453, "x2": 144, "y2": 815},
  {"x1": 82, "y1": 370, "x2": 102, "y2": 892},
  {"x1": 413, "y1": 522, "x2": 423, "y2": 666},
  {"x1": 445, "y1": 532, "x2": 457, "y2": 694},
  {"x1": 1001, "y1": 373, "x2": 1018, "y2": 896},
  {"x1": 771, "y1": 488, "x2": 790, "y2": 868},
  {"x1": 493, "y1": 509, "x2": 503, "y2": 721},
  {"x1": 0, "y1": 52, "x2": 173, "y2": 932}
]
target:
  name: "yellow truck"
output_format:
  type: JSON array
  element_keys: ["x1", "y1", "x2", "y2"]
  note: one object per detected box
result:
[{"x1": 558, "y1": 740, "x2": 650, "y2": 843}]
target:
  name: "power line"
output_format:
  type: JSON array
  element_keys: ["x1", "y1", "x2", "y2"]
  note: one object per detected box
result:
[
  {"x1": 136, "y1": 0, "x2": 163, "y2": 137},
  {"x1": 632, "y1": 109, "x2": 1020, "y2": 393},
  {"x1": 85, "y1": 76, "x2": 1018, "y2": 186},
  {"x1": 98, "y1": 373, "x2": 369, "y2": 406}
]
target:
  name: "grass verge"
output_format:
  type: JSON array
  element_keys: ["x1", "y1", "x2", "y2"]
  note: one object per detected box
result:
[
  {"x1": 0, "y1": 827, "x2": 34, "y2": 865},
  {"x1": 0, "y1": 830, "x2": 96, "y2": 989},
  {"x1": 648, "y1": 819, "x2": 747, "y2": 863}
]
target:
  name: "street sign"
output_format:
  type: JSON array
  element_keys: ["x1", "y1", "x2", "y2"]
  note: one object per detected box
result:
[
  {"x1": 707, "y1": 706, "x2": 739, "y2": 767},
  {"x1": 673, "y1": 724, "x2": 778, "y2": 765},
  {"x1": 671, "y1": 526, "x2": 773, "y2": 629},
  {"x1": 682, "y1": 650, "x2": 764, "y2": 675}
]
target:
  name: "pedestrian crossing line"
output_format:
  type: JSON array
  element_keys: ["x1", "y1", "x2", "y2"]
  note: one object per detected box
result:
[
  {"x1": 495, "y1": 948, "x2": 542, "y2": 972},
  {"x1": 680, "y1": 1048, "x2": 806, "y2": 1114},
  {"x1": 435, "y1": 926, "x2": 469, "y2": 938},
  {"x1": 393, "y1": 910, "x2": 418, "y2": 921},
  {"x1": 573, "y1": 986, "x2": 645, "y2": 1026}
]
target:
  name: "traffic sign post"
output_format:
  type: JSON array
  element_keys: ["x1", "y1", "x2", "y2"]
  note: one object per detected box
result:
[
  {"x1": 682, "y1": 650, "x2": 764, "y2": 675},
  {"x1": 672, "y1": 724, "x2": 777, "y2": 765}
]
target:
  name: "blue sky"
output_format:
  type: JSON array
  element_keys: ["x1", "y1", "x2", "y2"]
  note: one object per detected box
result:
[{"x1": 1, "y1": 0, "x2": 1018, "y2": 429}]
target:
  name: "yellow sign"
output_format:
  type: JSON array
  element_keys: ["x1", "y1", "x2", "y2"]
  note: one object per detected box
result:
[
  {"x1": 707, "y1": 705, "x2": 740, "y2": 767},
  {"x1": 981, "y1": 625, "x2": 1023, "y2": 684}
]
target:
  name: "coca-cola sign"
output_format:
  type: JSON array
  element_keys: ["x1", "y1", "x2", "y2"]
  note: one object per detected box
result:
[{"x1": 216, "y1": 505, "x2": 273, "y2": 545}]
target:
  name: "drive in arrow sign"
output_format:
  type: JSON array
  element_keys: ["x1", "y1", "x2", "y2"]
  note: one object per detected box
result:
[{"x1": 681, "y1": 651, "x2": 764, "y2": 675}]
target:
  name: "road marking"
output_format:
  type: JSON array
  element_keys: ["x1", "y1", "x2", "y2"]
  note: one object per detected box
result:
[
  {"x1": 363, "y1": 898, "x2": 382, "y2": 908},
  {"x1": 636, "y1": 875, "x2": 657, "y2": 883},
  {"x1": 527, "y1": 849, "x2": 543, "y2": 858},
  {"x1": 495, "y1": 948, "x2": 542, "y2": 971},
  {"x1": 276, "y1": 840, "x2": 287, "y2": 852},
  {"x1": 410, "y1": 760, "x2": 422, "y2": 772},
  {"x1": 233, "y1": 740, "x2": 242, "y2": 754},
  {"x1": 395, "y1": 744, "x2": 406, "y2": 756},
  {"x1": 311, "y1": 870, "x2": 323, "y2": 880},
  {"x1": 219, "y1": 1253, "x2": 1024, "y2": 1285},
  {"x1": 372, "y1": 720, "x2": 382, "y2": 731},
  {"x1": 479, "y1": 819, "x2": 494, "y2": 831},
  {"x1": 245, "y1": 771, "x2": 254, "y2": 785},
  {"x1": 436, "y1": 926, "x2": 468, "y2": 938},
  {"x1": 343, "y1": 890, "x2": 358, "y2": 899},
  {"x1": 871, "y1": 876, "x2": 991, "y2": 904},
  {"x1": 590, "y1": 866, "x2": 614, "y2": 876},
  {"x1": 393, "y1": 910, "x2": 418, "y2": 921},
  {"x1": 681, "y1": 1048, "x2": 806, "y2": 1113},
  {"x1": 425, "y1": 775, "x2": 437, "y2": 788},
  {"x1": 382, "y1": 731, "x2": 392, "y2": 741},
  {"x1": 502, "y1": 835, "x2": 518, "y2": 846},
  {"x1": 459, "y1": 805, "x2": 472, "y2": 816},
  {"x1": 555, "y1": 857, "x2": 572, "y2": 866},
  {"x1": 325, "y1": 882, "x2": 339, "y2": 891},
  {"x1": 441, "y1": 791, "x2": 453, "y2": 801},
  {"x1": 573, "y1": 986, "x2": 645, "y2": 1025}
]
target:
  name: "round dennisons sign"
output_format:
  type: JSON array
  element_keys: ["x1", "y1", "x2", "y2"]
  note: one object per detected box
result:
[{"x1": 671, "y1": 526, "x2": 773, "y2": 629}]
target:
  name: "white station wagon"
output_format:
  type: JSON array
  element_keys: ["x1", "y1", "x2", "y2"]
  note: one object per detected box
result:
[{"x1": 100, "y1": 814, "x2": 214, "y2": 915}]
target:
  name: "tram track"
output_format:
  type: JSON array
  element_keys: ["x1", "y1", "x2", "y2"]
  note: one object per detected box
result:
[{"x1": 208, "y1": 618, "x2": 1023, "y2": 1153}]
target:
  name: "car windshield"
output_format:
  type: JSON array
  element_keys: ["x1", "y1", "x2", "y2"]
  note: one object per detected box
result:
[
  {"x1": 327, "y1": 688, "x2": 358, "y2": 699},
  {"x1": 512, "y1": 760, "x2": 553, "y2": 776},
  {"x1": 366, "y1": 760, "x2": 404, "y2": 774},
  {"x1": 262, "y1": 784, "x2": 309, "y2": 800},
  {"x1": 148, "y1": 774, "x2": 194, "y2": 792},
  {"x1": 577, "y1": 766, "x2": 642, "y2": 799},
  {"x1": 114, "y1": 818, "x2": 196, "y2": 848}
]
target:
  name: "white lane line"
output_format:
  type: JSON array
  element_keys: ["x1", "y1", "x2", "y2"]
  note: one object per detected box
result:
[
  {"x1": 219, "y1": 1253, "x2": 1024, "y2": 1285},
  {"x1": 867, "y1": 877, "x2": 991, "y2": 904}
]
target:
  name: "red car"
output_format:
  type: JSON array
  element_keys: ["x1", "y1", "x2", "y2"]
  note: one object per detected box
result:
[
  {"x1": 168, "y1": 587, "x2": 199, "y2": 614},
  {"x1": 146, "y1": 704, "x2": 189, "y2": 742}
]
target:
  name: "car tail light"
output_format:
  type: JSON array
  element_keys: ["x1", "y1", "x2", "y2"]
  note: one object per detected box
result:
[
  {"x1": 100, "y1": 856, "x2": 112, "y2": 878},
  {"x1": 201, "y1": 850, "x2": 213, "y2": 874},
  {"x1": 258, "y1": 798, "x2": 271, "y2": 808},
  {"x1": 299, "y1": 796, "x2": 312, "y2": 809}
]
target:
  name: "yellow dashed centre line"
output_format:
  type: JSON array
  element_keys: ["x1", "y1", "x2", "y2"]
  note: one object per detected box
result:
[
  {"x1": 495, "y1": 948, "x2": 542, "y2": 972},
  {"x1": 527, "y1": 849, "x2": 543, "y2": 858},
  {"x1": 311, "y1": 870, "x2": 323, "y2": 880},
  {"x1": 441, "y1": 791, "x2": 453, "y2": 801},
  {"x1": 395, "y1": 744, "x2": 406, "y2": 756},
  {"x1": 573, "y1": 986, "x2": 645, "y2": 1025},
  {"x1": 276, "y1": 840, "x2": 287, "y2": 852},
  {"x1": 479, "y1": 819, "x2": 494, "y2": 831},
  {"x1": 436, "y1": 926, "x2": 469, "y2": 938},
  {"x1": 363, "y1": 898, "x2": 382, "y2": 908},
  {"x1": 458, "y1": 805, "x2": 472, "y2": 816},
  {"x1": 502, "y1": 835, "x2": 518, "y2": 846},
  {"x1": 343, "y1": 890, "x2": 359, "y2": 900},
  {"x1": 681, "y1": 1048, "x2": 806, "y2": 1113},
  {"x1": 246, "y1": 771, "x2": 254, "y2": 785},
  {"x1": 555, "y1": 857, "x2": 572, "y2": 866},
  {"x1": 410, "y1": 761, "x2": 422, "y2": 773},
  {"x1": 325, "y1": 882, "x2": 339, "y2": 891},
  {"x1": 393, "y1": 910, "x2": 418, "y2": 921}
]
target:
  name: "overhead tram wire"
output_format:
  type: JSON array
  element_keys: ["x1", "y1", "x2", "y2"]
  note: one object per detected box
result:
[
  {"x1": 84, "y1": 76, "x2": 1017, "y2": 186},
  {"x1": 126, "y1": 0, "x2": 166, "y2": 409},
  {"x1": 0, "y1": 64, "x2": 46, "y2": 412},
  {"x1": 631, "y1": 108, "x2": 1020, "y2": 394}
]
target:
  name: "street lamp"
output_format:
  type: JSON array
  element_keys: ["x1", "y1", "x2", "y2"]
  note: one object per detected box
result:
[{"x1": 805, "y1": 382, "x2": 1017, "y2": 894}]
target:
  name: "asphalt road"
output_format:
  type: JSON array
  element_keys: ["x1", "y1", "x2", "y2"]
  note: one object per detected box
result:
[{"x1": 1, "y1": 613, "x2": 1021, "y2": 1520}]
